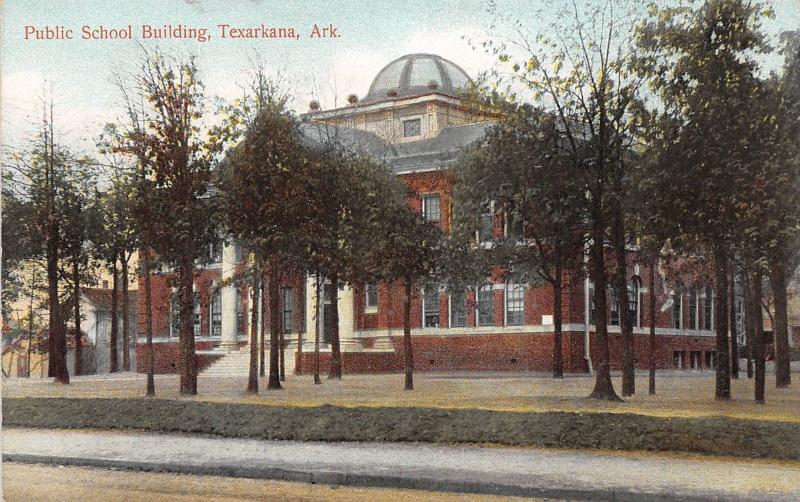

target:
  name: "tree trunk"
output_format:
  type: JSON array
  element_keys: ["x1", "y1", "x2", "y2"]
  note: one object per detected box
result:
[
  {"x1": 73, "y1": 260, "x2": 82, "y2": 377},
  {"x1": 403, "y1": 276, "x2": 414, "y2": 391},
  {"x1": 122, "y1": 253, "x2": 131, "y2": 372},
  {"x1": 110, "y1": 255, "x2": 119, "y2": 373},
  {"x1": 313, "y1": 271, "x2": 321, "y2": 385},
  {"x1": 141, "y1": 248, "x2": 155, "y2": 396},
  {"x1": 752, "y1": 270, "x2": 765, "y2": 404},
  {"x1": 259, "y1": 273, "x2": 266, "y2": 378},
  {"x1": 589, "y1": 207, "x2": 620, "y2": 400},
  {"x1": 267, "y1": 264, "x2": 282, "y2": 390},
  {"x1": 178, "y1": 258, "x2": 197, "y2": 395},
  {"x1": 648, "y1": 257, "x2": 657, "y2": 395},
  {"x1": 730, "y1": 267, "x2": 739, "y2": 379},
  {"x1": 27, "y1": 276, "x2": 35, "y2": 378},
  {"x1": 296, "y1": 279, "x2": 304, "y2": 376},
  {"x1": 713, "y1": 245, "x2": 731, "y2": 401},
  {"x1": 614, "y1": 204, "x2": 634, "y2": 396},
  {"x1": 277, "y1": 274, "x2": 286, "y2": 382},
  {"x1": 328, "y1": 273, "x2": 342, "y2": 379},
  {"x1": 552, "y1": 250, "x2": 563, "y2": 378},
  {"x1": 279, "y1": 320, "x2": 286, "y2": 382},
  {"x1": 743, "y1": 270, "x2": 754, "y2": 379},
  {"x1": 246, "y1": 263, "x2": 260, "y2": 394},
  {"x1": 769, "y1": 253, "x2": 791, "y2": 388},
  {"x1": 47, "y1": 219, "x2": 69, "y2": 383}
]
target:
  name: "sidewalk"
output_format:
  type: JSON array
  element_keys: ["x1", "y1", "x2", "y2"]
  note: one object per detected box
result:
[{"x1": 4, "y1": 428, "x2": 800, "y2": 501}]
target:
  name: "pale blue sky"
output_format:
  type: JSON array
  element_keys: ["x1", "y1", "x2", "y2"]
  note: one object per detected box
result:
[{"x1": 2, "y1": 0, "x2": 798, "y2": 152}]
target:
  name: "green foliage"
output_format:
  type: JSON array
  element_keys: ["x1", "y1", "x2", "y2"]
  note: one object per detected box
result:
[
  {"x1": 220, "y1": 109, "x2": 313, "y2": 268},
  {"x1": 452, "y1": 103, "x2": 587, "y2": 288},
  {"x1": 634, "y1": 0, "x2": 792, "y2": 268},
  {"x1": 112, "y1": 49, "x2": 222, "y2": 268}
]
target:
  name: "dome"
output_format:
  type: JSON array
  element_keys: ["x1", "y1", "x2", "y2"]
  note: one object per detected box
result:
[{"x1": 363, "y1": 54, "x2": 472, "y2": 103}]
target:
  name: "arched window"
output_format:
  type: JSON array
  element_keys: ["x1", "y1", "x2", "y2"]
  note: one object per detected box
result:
[
  {"x1": 688, "y1": 287, "x2": 698, "y2": 330},
  {"x1": 210, "y1": 289, "x2": 222, "y2": 337}
]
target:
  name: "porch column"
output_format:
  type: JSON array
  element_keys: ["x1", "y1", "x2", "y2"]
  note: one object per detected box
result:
[{"x1": 220, "y1": 242, "x2": 238, "y2": 351}]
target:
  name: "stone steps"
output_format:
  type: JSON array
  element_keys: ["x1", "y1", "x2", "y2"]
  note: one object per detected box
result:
[{"x1": 200, "y1": 347, "x2": 295, "y2": 377}]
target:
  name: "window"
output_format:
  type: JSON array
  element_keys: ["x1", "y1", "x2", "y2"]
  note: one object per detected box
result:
[
  {"x1": 505, "y1": 210, "x2": 524, "y2": 240},
  {"x1": 170, "y1": 292, "x2": 180, "y2": 337},
  {"x1": 610, "y1": 286, "x2": 620, "y2": 326},
  {"x1": 194, "y1": 292, "x2": 202, "y2": 337},
  {"x1": 422, "y1": 286, "x2": 440, "y2": 328},
  {"x1": 210, "y1": 289, "x2": 221, "y2": 337},
  {"x1": 672, "y1": 288, "x2": 682, "y2": 329},
  {"x1": 403, "y1": 118, "x2": 421, "y2": 137},
  {"x1": 449, "y1": 289, "x2": 467, "y2": 328},
  {"x1": 234, "y1": 242, "x2": 248, "y2": 262},
  {"x1": 589, "y1": 285, "x2": 596, "y2": 325},
  {"x1": 505, "y1": 281, "x2": 525, "y2": 326},
  {"x1": 235, "y1": 288, "x2": 243, "y2": 337},
  {"x1": 478, "y1": 201, "x2": 493, "y2": 242},
  {"x1": 282, "y1": 287, "x2": 294, "y2": 333},
  {"x1": 208, "y1": 241, "x2": 222, "y2": 263},
  {"x1": 365, "y1": 283, "x2": 378, "y2": 310},
  {"x1": 422, "y1": 194, "x2": 440, "y2": 223},
  {"x1": 477, "y1": 284, "x2": 495, "y2": 327},
  {"x1": 688, "y1": 287, "x2": 698, "y2": 330},
  {"x1": 629, "y1": 278, "x2": 641, "y2": 327},
  {"x1": 704, "y1": 286, "x2": 713, "y2": 330}
]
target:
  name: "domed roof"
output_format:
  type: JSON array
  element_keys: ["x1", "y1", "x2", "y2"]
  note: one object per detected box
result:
[{"x1": 363, "y1": 54, "x2": 472, "y2": 103}]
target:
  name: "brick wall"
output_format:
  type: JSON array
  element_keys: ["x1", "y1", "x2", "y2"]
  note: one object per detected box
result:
[
  {"x1": 295, "y1": 330, "x2": 716, "y2": 374},
  {"x1": 135, "y1": 341, "x2": 222, "y2": 374}
]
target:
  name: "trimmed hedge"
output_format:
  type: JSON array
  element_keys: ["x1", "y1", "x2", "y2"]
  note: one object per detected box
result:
[{"x1": 4, "y1": 397, "x2": 799, "y2": 460}]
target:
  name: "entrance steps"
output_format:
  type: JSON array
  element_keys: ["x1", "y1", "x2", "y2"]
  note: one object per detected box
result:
[{"x1": 200, "y1": 345, "x2": 295, "y2": 377}]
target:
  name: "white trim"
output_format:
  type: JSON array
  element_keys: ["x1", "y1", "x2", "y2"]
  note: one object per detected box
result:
[
  {"x1": 305, "y1": 93, "x2": 463, "y2": 119},
  {"x1": 141, "y1": 335, "x2": 225, "y2": 344},
  {"x1": 352, "y1": 324, "x2": 718, "y2": 338}
]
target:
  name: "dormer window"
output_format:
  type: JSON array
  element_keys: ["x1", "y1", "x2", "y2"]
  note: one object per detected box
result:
[{"x1": 403, "y1": 118, "x2": 421, "y2": 137}]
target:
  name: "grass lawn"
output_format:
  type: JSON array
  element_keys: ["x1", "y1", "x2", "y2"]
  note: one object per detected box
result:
[{"x1": 4, "y1": 370, "x2": 799, "y2": 423}]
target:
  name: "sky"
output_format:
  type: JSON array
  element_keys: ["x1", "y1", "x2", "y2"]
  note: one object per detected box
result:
[{"x1": 2, "y1": 0, "x2": 798, "y2": 153}]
